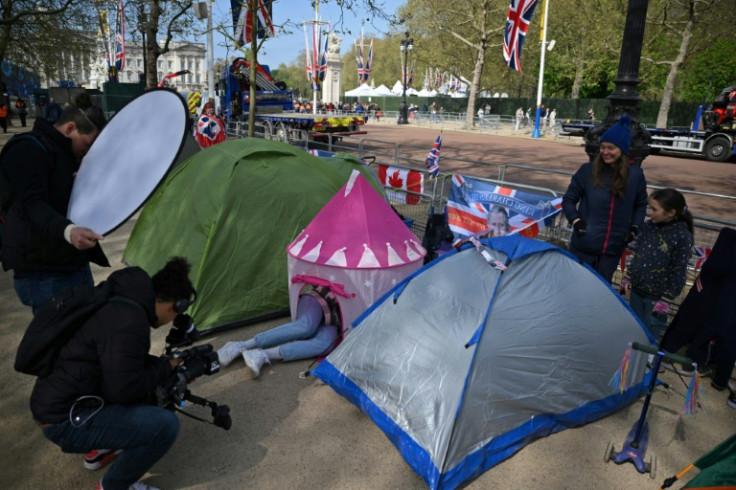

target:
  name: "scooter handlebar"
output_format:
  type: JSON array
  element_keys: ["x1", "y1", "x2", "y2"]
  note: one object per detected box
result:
[{"x1": 631, "y1": 342, "x2": 693, "y2": 366}]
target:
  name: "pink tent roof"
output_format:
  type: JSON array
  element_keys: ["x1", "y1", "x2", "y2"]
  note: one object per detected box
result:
[{"x1": 287, "y1": 171, "x2": 426, "y2": 269}]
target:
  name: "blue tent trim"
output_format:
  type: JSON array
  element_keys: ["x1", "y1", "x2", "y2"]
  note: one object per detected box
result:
[
  {"x1": 439, "y1": 372, "x2": 652, "y2": 489},
  {"x1": 314, "y1": 359, "x2": 653, "y2": 490},
  {"x1": 312, "y1": 360, "x2": 442, "y2": 487}
]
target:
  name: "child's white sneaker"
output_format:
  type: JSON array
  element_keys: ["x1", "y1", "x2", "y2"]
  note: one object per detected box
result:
[
  {"x1": 217, "y1": 341, "x2": 249, "y2": 367},
  {"x1": 243, "y1": 348, "x2": 270, "y2": 377}
]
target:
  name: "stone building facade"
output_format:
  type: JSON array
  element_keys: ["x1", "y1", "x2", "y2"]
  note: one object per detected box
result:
[{"x1": 58, "y1": 40, "x2": 207, "y2": 91}]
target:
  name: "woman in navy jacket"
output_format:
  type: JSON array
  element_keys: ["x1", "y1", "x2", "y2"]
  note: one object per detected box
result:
[{"x1": 562, "y1": 115, "x2": 648, "y2": 283}]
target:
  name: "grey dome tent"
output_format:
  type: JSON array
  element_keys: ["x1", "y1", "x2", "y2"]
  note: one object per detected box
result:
[{"x1": 313, "y1": 234, "x2": 655, "y2": 489}]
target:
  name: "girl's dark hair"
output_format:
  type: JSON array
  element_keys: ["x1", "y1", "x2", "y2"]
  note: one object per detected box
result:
[
  {"x1": 593, "y1": 152, "x2": 629, "y2": 197},
  {"x1": 152, "y1": 257, "x2": 195, "y2": 303},
  {"x1": 650, "y1": 188, "x2": 694, "y2": 235}
]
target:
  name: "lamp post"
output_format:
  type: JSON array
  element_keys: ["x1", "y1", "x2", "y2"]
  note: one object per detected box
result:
[
  {"x1": 584, "y1": 0, "x2": 651, "y2": 166},
  {"x1": 398, "y1": 32, "x2": 413, "y2": 125}
]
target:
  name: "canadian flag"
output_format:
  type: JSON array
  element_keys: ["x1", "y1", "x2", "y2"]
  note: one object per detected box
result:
[{"x1": 378, "y1": 165, "x2": 424, "y2": 205}]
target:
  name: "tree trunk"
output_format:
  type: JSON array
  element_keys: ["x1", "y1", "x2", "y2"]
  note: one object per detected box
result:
[
  {"x1": 248, "y1": 0, "x2": 258, "y2": 137},
  {"x1": 144, "y1": 1, "x2": 162, "y2": 89},
  {"x1": 656, "y1": 17, "x2": 692, "y2": 128},
  {"x1": 571, "y1": 55, "x2": 584, "y2": 99},
  {"x1": 466, "y1": 45, "x2": 485, "y2": 129}
]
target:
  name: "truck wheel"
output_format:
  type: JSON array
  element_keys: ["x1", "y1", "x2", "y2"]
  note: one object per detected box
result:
[
  {"x1": 276, "y1": 122, "x2": 289, "y2": 142},
  {"x1": 263, "y1": 121, "x2": 275, "y2": 140},
  {"x1": 704, "y1": 136, "x2": 732, "y2": 162}
]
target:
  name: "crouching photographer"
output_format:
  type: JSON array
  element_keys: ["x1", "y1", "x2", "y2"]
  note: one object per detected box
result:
[{"x1": 29, "y1": 257, "x2": 197, "y2": 490}]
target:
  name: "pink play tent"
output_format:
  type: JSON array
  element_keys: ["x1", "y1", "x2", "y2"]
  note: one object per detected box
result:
[{"x1": 287, "y1": 171, "x2": 426, "y2": 333}]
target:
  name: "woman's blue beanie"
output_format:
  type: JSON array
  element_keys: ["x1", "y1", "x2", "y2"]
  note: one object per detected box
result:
[{"x1": 600, "y1": 114, "x2": 632, "y2": 155}]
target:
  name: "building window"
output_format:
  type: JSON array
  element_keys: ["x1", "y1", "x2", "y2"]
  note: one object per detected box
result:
[
  {"x1": 158, "y1": 71, "x2": 163, "y2": 82},
  {"x1": 137, "y1": 59, "x2": 142, "y2": 68},
  {"x1": 188, "y1": 60, "x2": 192, "y2": 69},
  {"x1": 196, "y1": 61, "x2": 200, "y2": 70},
  {"x1": 168, "y1": 60, "x2": 172, "y2": 69},
  {"x1": 157, "y1": 60, "x2": 162, "y2": 69},
  {"x1": 181, "y1": 61, "x2": 185, "y2": 70},
  {"x1": 196, "y1": 74, "x2": 200, "y2": 83}
]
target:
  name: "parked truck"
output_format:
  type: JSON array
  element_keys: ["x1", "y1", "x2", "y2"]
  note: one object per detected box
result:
[
  {"x1": 217, "y1": 58, "x2": 366, "y2": 142},
  {"x1": 560, "y1": 85, "x2": 736, "y2": 162}
]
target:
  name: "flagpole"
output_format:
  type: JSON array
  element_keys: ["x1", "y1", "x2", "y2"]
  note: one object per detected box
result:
[
  {"x1": 207, "y1": 0, "x2": 215, "y2": 102},
  {"x1": 531, "y1": 0, "x2": 550, "y2": 139}
]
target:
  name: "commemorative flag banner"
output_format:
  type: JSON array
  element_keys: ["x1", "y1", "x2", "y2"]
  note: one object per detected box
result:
[
  {"x1": 425, "y1": 134, "x2": 442, "y2": 178},
  {"x1": 232, "y1": 0, "x2": 275, "y2": 46},
  {"x1": 378, "y1": 165, "x2": 424, "y2": 205},
  {"x1": 503, "y1": 0, "x2": 540, "y2": 71},
  {"x1": 114, "y1": 1, "x2": 125, "y2": 72},
  {"x1": 447, "y1": 174, "x2": 562, "y2": 239},
  {"x1": 693, "y1": 246, "x2": 712, "y2": 270}
]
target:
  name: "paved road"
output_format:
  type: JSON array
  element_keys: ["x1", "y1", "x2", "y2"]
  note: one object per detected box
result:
[{"x1": 338, "y1": 123, "x2": 736, "y2": 222}]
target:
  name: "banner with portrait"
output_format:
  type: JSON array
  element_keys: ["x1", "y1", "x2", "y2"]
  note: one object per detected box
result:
[{"x1": 446, "y1": 174, "x2": 562, "y2": 239}]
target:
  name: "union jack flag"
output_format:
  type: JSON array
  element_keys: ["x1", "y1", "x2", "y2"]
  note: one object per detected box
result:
[
  {"x1": 425, "y1": 134, "x2": 442, "y2": 178},
  {"x1": 357, "y1": 37, "x2": 373, "y2": 83},
  {"x1": 503, "y1": 0, "x2": 540, "y2": 72},
  {"x1": 318, "y1": 35, "x2": 328, "y2": 82},
  {"x1": 114, "y1": 1, "x2": 125, "y2": 72},
  {"x1": 693, "y1": 246, "x2": 712, "y2": 270},
  {"x1": 233, "y1": 0, "x2": 275, "y2": 46}
]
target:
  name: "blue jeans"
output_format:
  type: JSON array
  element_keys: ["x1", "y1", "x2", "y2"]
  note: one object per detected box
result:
[
  {"x1": 568, "y1": 245, "x2": 620, "y2": 284},
  {"x1": 629, "y1": 289, "x2": 669, "y2": 342},
  {"x1": 14, "y1": 265, "x2": 94, "y2": 314},
  {"x1": 255, "y1": 295, "x2": 339, "y2": 361},
  {"x1": 42, "y1": 404, "x2": 180, "y2": 490}
]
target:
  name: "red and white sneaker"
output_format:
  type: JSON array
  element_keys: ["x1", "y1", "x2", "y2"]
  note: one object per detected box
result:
[{"x1": 84, "y1": 449, "x2": 122, "y2": 470}]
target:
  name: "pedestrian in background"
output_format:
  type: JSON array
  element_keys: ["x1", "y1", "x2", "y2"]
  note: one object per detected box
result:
[
  {"x1": 15, "y1": 97, "x2": 28, "y2": 127},
  {"x1": 515, "y1": 107, "x2": 524, "y2": 130},
  {"x1": 0, "y1": 101, "x2": 8, "y2": 133}
]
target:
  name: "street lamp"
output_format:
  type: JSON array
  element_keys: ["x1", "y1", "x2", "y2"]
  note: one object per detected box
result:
[
  {"x1": 584, "y1": 0, "x2": 651, "y2": 166},
  {"x1": 398, "y1": 32, "x2": 413, "y2": 125}
]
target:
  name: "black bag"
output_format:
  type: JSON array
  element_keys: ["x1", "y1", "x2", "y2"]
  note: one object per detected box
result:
[
  {"x1": 422, "y1": 212, "x2": 454, "y2": 264},
  {"x1": 14, "y1": 281, "x2": 113, "y2": 377},
  {"x1": 0, "y1": 133, "x2": 47, "y2": 212}
]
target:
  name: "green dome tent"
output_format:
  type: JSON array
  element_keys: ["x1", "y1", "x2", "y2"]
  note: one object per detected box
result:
[{"x1": 123, "y1": 138, "x2": 379, "y2": 331}]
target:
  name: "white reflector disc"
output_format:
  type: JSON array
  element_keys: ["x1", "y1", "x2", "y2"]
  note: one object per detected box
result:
[{"x1": 68, "y1": 88, "x2": 188, "y2": 235}]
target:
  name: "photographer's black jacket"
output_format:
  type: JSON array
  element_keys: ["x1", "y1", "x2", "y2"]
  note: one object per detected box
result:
[
  {"x1": 30, "y1": 267, "x2": 174, "y2": 424},
  {"x1": 0, "y1": 118, "x2": 109, "y2": 274}
]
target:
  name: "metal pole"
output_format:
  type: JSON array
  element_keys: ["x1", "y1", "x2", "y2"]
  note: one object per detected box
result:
[
  {"x1": 531, "y1": 0, "x2": 550, "y2": 139},
  {"x1": 206, "y1": 0, "x2": 215, "y2": 101},
  {"x1": 584, "y1": 0, "x2": 651, "y2": 166},
  {"x1": 398, "y1": 32, "x2": 410, "y2": 125}
]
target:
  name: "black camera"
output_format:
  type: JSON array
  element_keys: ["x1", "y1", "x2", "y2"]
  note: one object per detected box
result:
[
  {"x1": 165, "y1": 313, "x2": 200, "y2": 349},
  {"x1": 158, "y1": 316, "x2": 231, "y2": 430}
]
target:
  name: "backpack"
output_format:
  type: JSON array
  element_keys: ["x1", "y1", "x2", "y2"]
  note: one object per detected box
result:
[
  {"x1": 14, "y1": 281, "x2": 141, "y2": 377},
  {"x1": 421, "y1": 213, "x2": 454, "y2": 264},
  {"x1": 0, "y1": 133, "x2": 48, "y2": 212}
]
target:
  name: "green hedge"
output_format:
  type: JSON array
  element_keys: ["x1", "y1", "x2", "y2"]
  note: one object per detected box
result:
[
  {"x1": 102, "y1": 82, "x2": 145, "y2": 113},
  {"x1": 345, "y1": 94, "x2": 703, "y2": 128}
]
